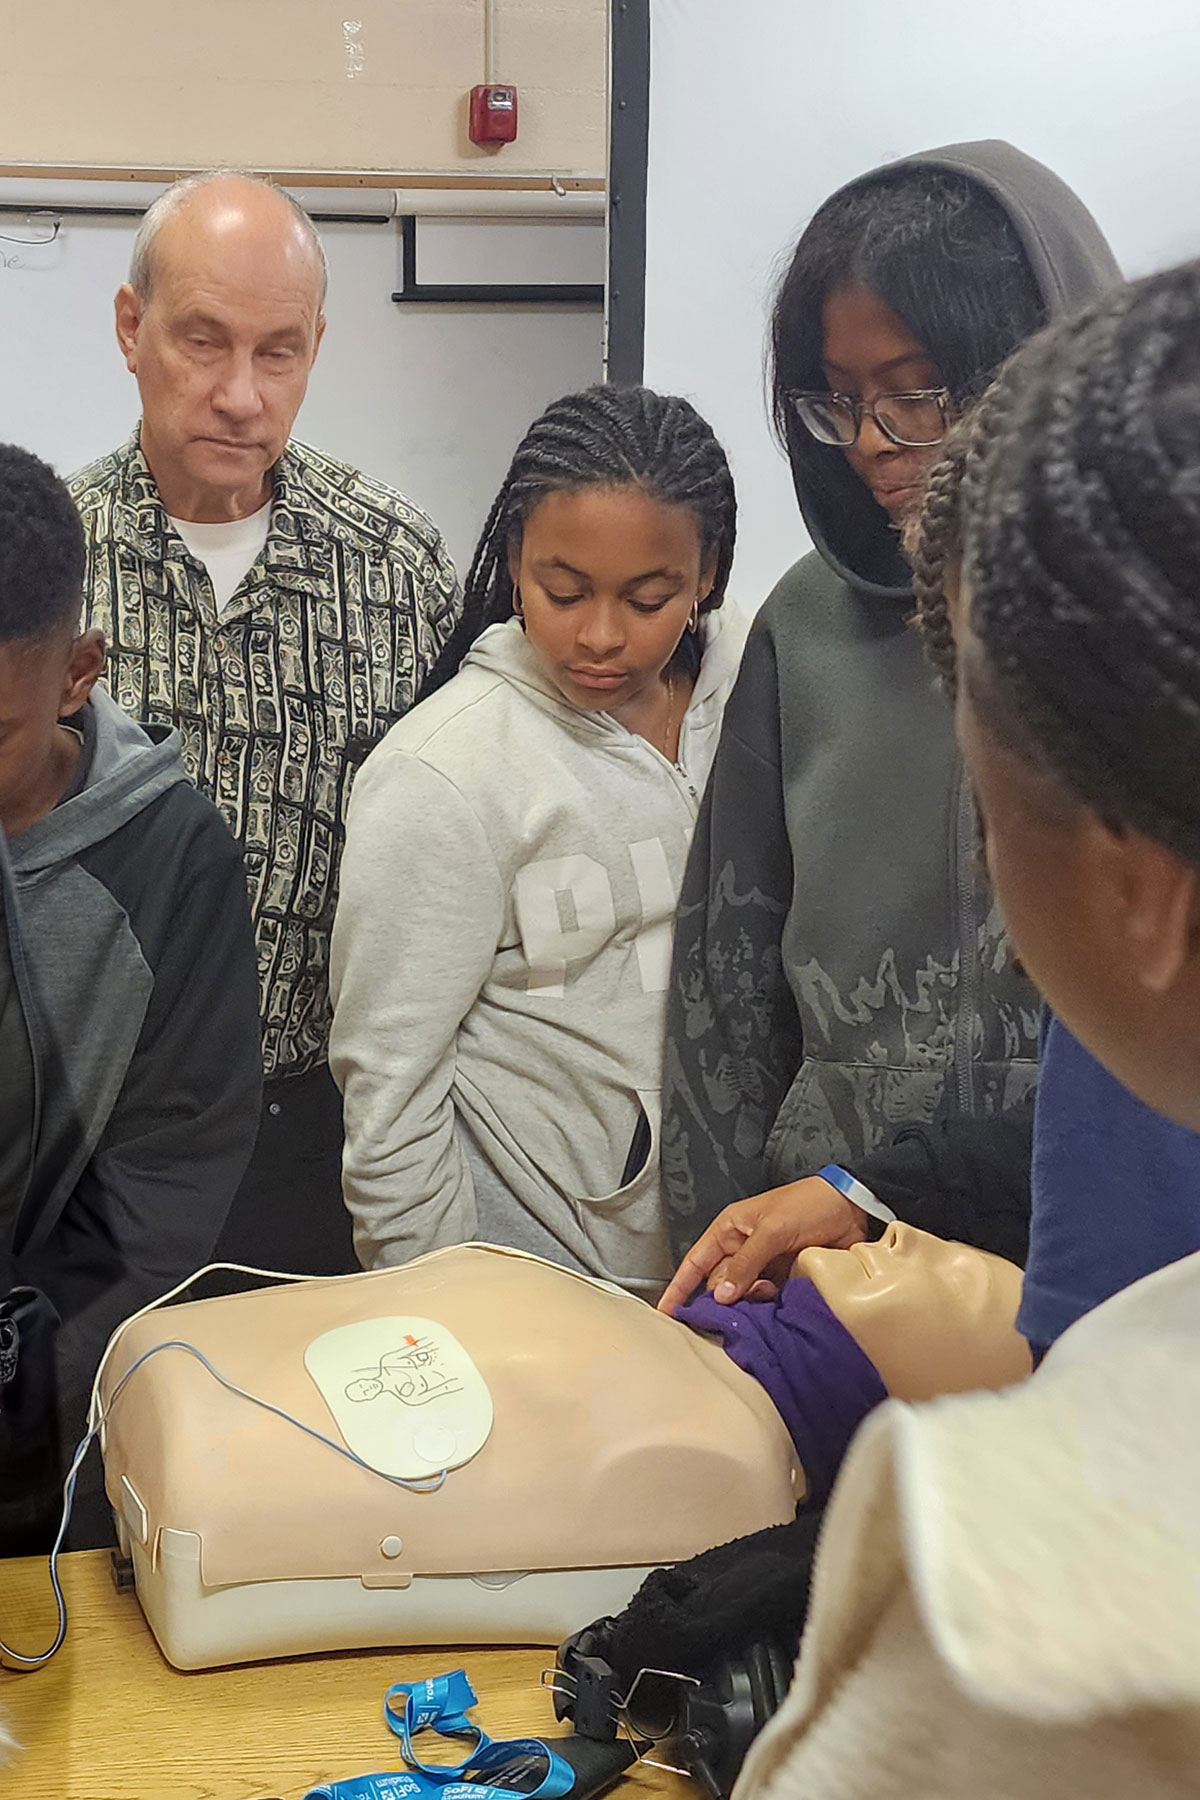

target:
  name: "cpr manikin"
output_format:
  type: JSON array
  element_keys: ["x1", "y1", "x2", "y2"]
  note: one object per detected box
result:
[{"x1": 98, "y1": 1235, "x2": 1028, "y2": 1670}]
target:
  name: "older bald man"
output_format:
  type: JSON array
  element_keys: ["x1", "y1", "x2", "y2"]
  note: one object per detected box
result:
[{"x1": 70, "y1": 172, "x2": 463, "y2": 1281}]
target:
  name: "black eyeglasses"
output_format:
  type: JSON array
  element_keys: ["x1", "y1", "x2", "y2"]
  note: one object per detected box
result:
[{"x1": 788, "y1": 387, "x2": 953, "y2": 448}]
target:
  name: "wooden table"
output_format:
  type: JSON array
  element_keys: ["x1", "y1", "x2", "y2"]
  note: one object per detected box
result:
[{"x1": 0, "y1": 1552, "x2": 695, "y2": 1800}]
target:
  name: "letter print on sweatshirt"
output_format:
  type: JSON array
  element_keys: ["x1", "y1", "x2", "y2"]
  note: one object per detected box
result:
[{"x1": 514, "y1": 838, "x2": 679, "y2": 999}]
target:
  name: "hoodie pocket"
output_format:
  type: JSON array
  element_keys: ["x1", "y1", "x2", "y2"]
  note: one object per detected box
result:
[
  {"x1": 573, "y1": 1088, "x2": 670, "y2": 1288},
  {"x1": 577, "y1": 1088, "x2": 662, "y2": 1216}
]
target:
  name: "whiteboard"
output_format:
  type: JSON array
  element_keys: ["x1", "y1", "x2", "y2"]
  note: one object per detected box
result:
[
  {"x1": 642, "y1": 0, "x2": 1200, "y2": 610},
  {"x1": 0, "y1": 211, "x2": 604, "y2": 577}
]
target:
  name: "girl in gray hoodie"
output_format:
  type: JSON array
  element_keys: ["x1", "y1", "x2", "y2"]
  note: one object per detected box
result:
[
  {"x1": 662, "y1": 143, "x2": 1122, "y2": 1266},
  {"x1": 330, "y1": 387, "x2": 745, "y2": 1293}
]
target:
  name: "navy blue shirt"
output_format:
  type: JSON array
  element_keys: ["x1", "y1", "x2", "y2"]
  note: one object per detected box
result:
[{"x1": 1019, "y1": 1012, "x2": 1200, "y2": 1354}]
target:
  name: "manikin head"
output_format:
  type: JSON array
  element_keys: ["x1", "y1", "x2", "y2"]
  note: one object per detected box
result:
[
  {"x1": 950, "y1": 261, "x2": 1200, "y2": 1136},
  {"x1": 425, "y1": 385, "x2": 737, "y2": 713},
  {"x1": 796, "y1": 1221, "x2": 1030, "y2": 1401},
  {"x1": 676, "y1": 1223, "x2": 1031, "y2": 1496},
  {"x1": 0, "y1": 445, "x2": 105, "y2": 840},
  {"x1": 115, "y1": 172, "x2": 327, "y2": 524}
]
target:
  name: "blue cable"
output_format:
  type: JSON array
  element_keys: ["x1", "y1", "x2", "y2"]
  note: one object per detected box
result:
[{"x1": 0, "y1": 1338, "x2": 449, "y2": 1670}]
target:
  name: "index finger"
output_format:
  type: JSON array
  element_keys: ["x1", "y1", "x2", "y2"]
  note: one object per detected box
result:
[{"x1": 656, "y1": 1216, "x2": 751, "y2": 1314}]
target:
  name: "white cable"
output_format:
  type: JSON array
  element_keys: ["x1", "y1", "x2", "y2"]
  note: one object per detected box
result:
[
  {"x1": 86, "y1": 1258, "x2": 330, "y2": 1438},
  {"x1": 5, "y1": 1261, "x2": 449, "y2": 1673}
]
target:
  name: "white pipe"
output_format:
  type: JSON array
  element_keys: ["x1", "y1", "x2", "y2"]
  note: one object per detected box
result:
[
  {"x1": 0, "y1": 178, "x2": 169, "y2": 214},
  {"x1": 484, "y1": 0, "x2": 498, "y2": 84},
  {"x1": 0, "y1": 178, "x2": 603, "y2": 223},
  {"x1": 387, "y1": 188, "x2": 603, "y2": 220}
]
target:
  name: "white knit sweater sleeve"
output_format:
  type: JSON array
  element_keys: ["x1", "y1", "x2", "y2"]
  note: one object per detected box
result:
[{"x1": 330, "y1": 744, "x2": 506, "y2": 1268}]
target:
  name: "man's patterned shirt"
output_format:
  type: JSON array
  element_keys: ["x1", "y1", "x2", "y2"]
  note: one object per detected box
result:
[{"x1": 69, "y1": 435, "x2": 462, "y2": 1079}]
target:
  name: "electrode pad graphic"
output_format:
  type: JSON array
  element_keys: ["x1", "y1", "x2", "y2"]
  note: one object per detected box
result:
[{"x1": 305, "y1": 1317, "x2": 494, "y2": 1478}]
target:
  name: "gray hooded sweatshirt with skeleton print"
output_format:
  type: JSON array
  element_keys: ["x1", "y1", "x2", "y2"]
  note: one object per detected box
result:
[{"x1": 661, "y1": 141, "x2": 1122, "y2": 1253}]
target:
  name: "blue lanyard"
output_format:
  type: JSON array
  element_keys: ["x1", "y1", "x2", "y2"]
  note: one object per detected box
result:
[{"x1": 305, "y1": 1670, "x2": 576, "y2": 1800}]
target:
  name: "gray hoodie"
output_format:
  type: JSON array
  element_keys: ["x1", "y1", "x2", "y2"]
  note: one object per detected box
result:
[
  {"x1": 9, "y1": 690, "x2": 191, "y2": 1247},
  {"x1": 330, "y1": 608, "x2": 748, "y2": 1292},
  {"x1": 2, "y1": 687, "x2": 261, "y2": 1535},
  {"x1": 662, "y1": 142, "x2": 1122, "y2": 1253}
]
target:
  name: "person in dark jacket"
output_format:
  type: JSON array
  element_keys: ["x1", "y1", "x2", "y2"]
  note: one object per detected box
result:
[
  {"x1": 660, "y1": 142, "x2": 1121, "y2": 1282},
  {"x1": 0, "y1": 443, "x2": 261, "y2": 1549}
]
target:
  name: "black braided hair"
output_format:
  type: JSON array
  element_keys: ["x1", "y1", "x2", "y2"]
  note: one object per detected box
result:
[
  {"x1": 960, "y1": 258, "x2": 1200, "y2": 870},
  {"x1": 0, "y1": 443, "x2": 85, "y2": 644},
  {"x1": 425, "y1": 385, "x2": 737, "y2": 693},
  {"x1": 909, "y1": 381, "x2": 1017, "y2": 698},
  {"x1": 909, "y1": 431, "x2": 968, "y2": 696}
]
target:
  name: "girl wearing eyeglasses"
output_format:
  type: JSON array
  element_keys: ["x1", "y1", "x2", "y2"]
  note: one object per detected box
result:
[{"x1": 662, "y1": 144, "x2": 1120, "y2": 1279}]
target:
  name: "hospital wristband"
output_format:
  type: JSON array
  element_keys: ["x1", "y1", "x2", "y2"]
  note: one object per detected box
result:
[{"x1": 816, "y1": 1164, "x2": 896, "y2": 1227}]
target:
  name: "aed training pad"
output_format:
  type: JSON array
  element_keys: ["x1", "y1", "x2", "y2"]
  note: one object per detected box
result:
[{"x1": 304, "y1": 1316, "x2": 494, "y2": 1478}]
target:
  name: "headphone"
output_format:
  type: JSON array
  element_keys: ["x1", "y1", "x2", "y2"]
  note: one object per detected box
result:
[{"x1": 552, "y1": 1618, "x2": 794, "y2": 1800}]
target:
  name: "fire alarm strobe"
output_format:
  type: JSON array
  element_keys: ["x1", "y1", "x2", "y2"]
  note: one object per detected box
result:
[{"x1": 469, "y1": 84, "x2": 519, "y2": 145}]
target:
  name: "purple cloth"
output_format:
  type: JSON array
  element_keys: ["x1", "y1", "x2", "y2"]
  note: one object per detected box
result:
[{"x1": 677, "y1": 1279, "x2": 887, "y2": 1502}]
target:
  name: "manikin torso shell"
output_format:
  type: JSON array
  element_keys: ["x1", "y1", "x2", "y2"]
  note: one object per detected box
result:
[{"x1": 101, "y1": 1246, "x2": 800, "y2": 1589}]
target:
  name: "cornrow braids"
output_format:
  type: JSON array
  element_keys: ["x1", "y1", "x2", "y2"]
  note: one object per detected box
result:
[
  {"x1": 425, "y1": 385, "x2": 737, "y2": 693},
  {"x1": 961, "y1": 258, "x2": 1200, "y2": 870},
  {"x1": 910, "y1": 381, "x2": 1020, "y2": 698},
  {"x1": 909, "y1": 432, "x2": 968, "y2": 696},
  {"x1": 0, "y1": 443, "x2": 85, "y2": 645}
]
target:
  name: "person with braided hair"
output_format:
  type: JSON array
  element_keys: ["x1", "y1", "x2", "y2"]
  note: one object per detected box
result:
[
  {"x1": 661, "y1": 142, "x2": 1122, "y2": 1306},
  {"x1": 329, "y1": 385, "x2": 746, "y2": 1290},
  {"x1": 910, "y1": 408, "x2": 1200, "y2": 1363},
  {"x1": 735, "y1": 259, "x2": 1200, "y2": 1800}
]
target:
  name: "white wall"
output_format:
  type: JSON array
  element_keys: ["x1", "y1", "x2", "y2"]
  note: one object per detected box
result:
[
  {"x1": 643, "y1": 0, "x2": 1200, "y2": 610},
  {"x1": 0, "y1": 211, "x2": 604, "y2": 575}
]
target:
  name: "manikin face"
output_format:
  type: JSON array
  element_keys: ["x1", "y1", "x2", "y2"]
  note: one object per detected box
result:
[
  {"x1": 114, "y1": 177, "x2": 326, "y2": 522},
  {"x1": 509, "y1": 485, "x2": 718, "y2": 722},
  {"x1": 821, "y1": 282, "x2": 949, "y2": 527},
  {"x1": 796, "y1": 1221, "x2": 1031, "y2": 1400}
]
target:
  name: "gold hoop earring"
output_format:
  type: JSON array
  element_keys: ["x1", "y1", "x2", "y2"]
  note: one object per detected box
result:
[{"x1": 687, "y1": 602, "x2": 700, "y2": 635}]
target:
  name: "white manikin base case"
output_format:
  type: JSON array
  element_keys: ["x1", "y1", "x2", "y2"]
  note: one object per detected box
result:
[
  {"x1": 100, "y1": 1246, "x2": 801, "y2": 1671},
  {"x1": 116, "y1": 1520, "x2": 663, "y2": 1670}
]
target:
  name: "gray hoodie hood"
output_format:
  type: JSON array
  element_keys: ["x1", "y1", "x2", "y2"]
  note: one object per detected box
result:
[
  {"x1": 463, "y1": 604, "x2": 749, "y2": 795},
  {"x1": 790, "y1": 139, "x2": 1123, "y2": 602},
  {"x1": 463, "y1": 604, "x2": 747, "y2": 731},
  {"x1": 9, "y1": 686, "x2": 188, "y2": 876}
]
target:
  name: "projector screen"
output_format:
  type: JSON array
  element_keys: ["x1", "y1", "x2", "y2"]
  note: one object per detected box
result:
[{"x1": 639, "y1": 0, "x2": 1200, "y2": 610}]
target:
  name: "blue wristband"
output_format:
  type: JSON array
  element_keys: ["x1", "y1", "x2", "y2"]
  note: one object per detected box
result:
[{"x1": 816, "y1": 1164, "x2": 895, "y2": 1226}]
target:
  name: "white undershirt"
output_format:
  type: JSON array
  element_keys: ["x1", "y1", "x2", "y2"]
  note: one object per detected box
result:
[{"x1": 168, "y1": 502, "x2": 272, "y2": 615}]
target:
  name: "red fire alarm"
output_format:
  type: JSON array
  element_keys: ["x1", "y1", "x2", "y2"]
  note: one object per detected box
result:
[{"x1": 469, "y1": 84, "x2": 519, "y2": 146}]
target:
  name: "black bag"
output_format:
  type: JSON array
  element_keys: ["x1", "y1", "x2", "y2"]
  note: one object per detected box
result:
[{"x1": 0, "y1": 1281, "x2": 61, "y2": 1555}]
